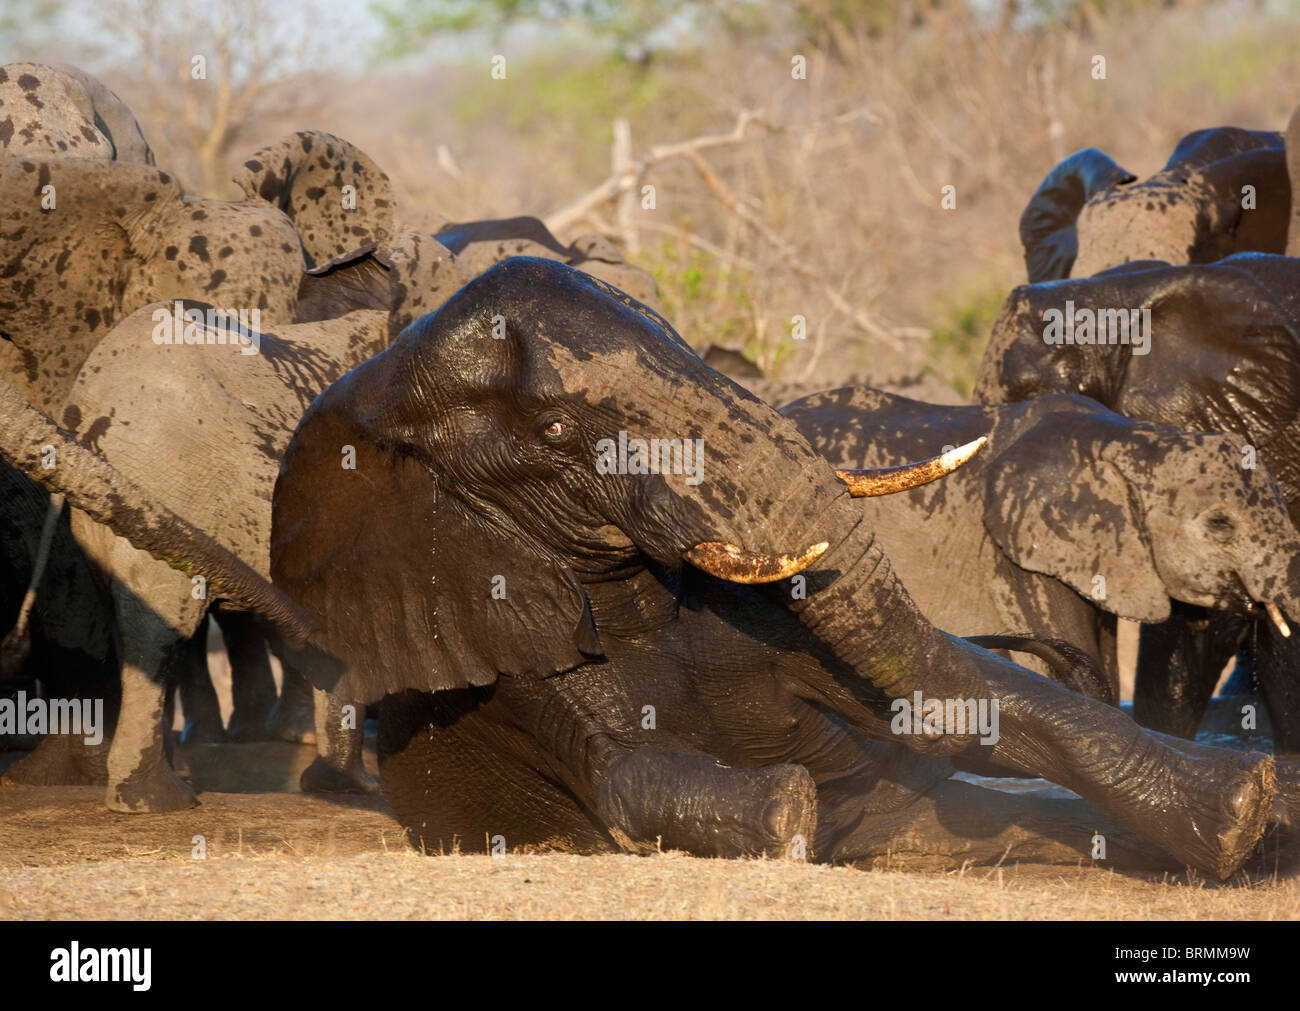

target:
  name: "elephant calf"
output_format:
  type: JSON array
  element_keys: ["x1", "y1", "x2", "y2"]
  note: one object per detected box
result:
[{"x1": 782, "y1": 387, "x2": 1300, "y2": 706}]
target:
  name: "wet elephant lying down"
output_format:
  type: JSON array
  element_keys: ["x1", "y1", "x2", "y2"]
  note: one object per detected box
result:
[
  {"x1": 1, "y1": 258, "x2": 1289, "y2": 879},
  {"x1": 780, "y1": 387, "x2": 1300, "y2": 709}
]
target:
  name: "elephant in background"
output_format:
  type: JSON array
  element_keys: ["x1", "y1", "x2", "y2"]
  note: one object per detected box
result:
[
  {"x1": 976, "y1": 252, "x2": 1300, "y2": 747},
  {"x1": 5, "y1": 257, "x2": 1286, "y2": 878},
  {"x1": 0, "y1": 64, "x2": 468, "y2": 787},
  {"x1": 782, "y1": 387, "x2": 1300, "y2": 712},
  {"x1": 4, "y1": 300, "x2": 397, "y2": 809},
  {"x1": 1020, "y1": 123, "x2": 1292, "y2": 283},
  {"x1": 0, "y1": 62, "x2": 154, "y2": 164},
  {"x1": 434, "y1": 216, "x2": 661, "y2": 311},
  {"x1": 0, "y1": 63, "x2": 152, "y2": 762}
]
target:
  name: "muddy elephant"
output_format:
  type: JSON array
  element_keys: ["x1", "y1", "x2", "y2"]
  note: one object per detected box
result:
[
  {"x1": 976, "y1": 252, "x2": 1300, "y2": 747},
  {"x1": 1, "y1": 293, "x2": 419, "y2": 810},
  {"x1": 781, "y1": 387, "x2": 1300, "y2": 712},
  {"x1": 5, "y1": 258, "x2": 1288, "y2": 878},
  {"x1": 1020, "y1": 123, "x2": 1292, "y2": 283},
  {"x1": 0, "y1": 64, "x2": 468, "y2": 792}
]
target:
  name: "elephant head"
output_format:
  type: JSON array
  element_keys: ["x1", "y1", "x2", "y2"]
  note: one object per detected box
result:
[
  {"x1": 268, "y1": 258, "x2": 956, "y2": 700},
  {"x1": 975, "y1": 255, "x2": 1300, "y2": 505},
  {"x1": 0, "y1": 63, "x2": 153, "y2": 164},
  {"x1": 1020, "y1": 126, "x2": 1290, "y2": 282},
  {"x1": 982, "y1": 404, "x2": 1300, "y2": 628},
  {"x1": 0, "y1": 129, "x2": 404, "y2": 412}
]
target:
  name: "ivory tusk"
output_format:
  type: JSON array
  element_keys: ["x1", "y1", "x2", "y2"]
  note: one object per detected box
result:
[
  {"x1": 685, "y1": 540, "x2": 829, "y2": 584},
  {"x1": 835, "y1": 436, "x2": 988, "y2": 498},
  {"x1": 1265, "y1": 602, "x2": 1291, "y2": 638}
]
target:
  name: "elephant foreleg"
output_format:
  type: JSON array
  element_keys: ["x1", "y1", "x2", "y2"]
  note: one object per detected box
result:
[
  {"x1": 503, "y1": 675, "x2": 816, "y2": 859},
  {"x1": 1252, "y1": 614, "x2": 1300, "y2": 754},
  {"x1": 177, "y1": 618, "x2": 225, "y2": 744},
  {"x1": 266, "y1": 632, "x2": 317, "y2": 743},
  {"x1": 597, "y1": 749, "x2": 817, "y2": 858},
  {"x1": 107, "y1": 638, "x2": 197, "y2": 813},
  {"x1": 216, "y1": 609, "x2": 277, "y2": 741},
  {"x1": 298, "y1": 686, "x2": 378, "y2": 794},
  {"x1": 833, "y1": 779, "x2": 1183, "y2": 874},
  {"x1": 1134, "y1": 603, "x2": 1240, "y2": 737}
]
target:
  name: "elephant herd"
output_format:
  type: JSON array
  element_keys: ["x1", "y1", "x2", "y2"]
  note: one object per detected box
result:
[{"x1": 3, "y1": 62, "x2": 1300, "y2": 881}]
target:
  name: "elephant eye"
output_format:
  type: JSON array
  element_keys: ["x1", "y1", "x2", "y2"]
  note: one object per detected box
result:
[
  {"x1": 1205, "y1": 512, "x2": 1236, "y2": 539},
  {"x1": 543, "y1": 420, "x2": 568, "y2": 438}
]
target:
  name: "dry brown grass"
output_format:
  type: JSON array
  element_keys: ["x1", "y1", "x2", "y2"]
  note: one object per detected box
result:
[{"x1": 1, "y1": 784, "x2": 1297, "y2": 920}]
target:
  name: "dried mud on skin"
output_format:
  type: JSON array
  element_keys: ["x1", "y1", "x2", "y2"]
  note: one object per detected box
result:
[{"x1": 1, "y1": 761, "x2": 1298, "y2": 920}]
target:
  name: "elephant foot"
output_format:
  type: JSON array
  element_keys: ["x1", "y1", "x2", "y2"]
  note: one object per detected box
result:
[
  {"x1": 268, "y1": 694, "x2": 317, "y2": 745},
  {"x1": 1, "y1": 732, "x2": 109, "y2": 786},
  {"x1": 299, "y1": 755, "x2": 379, "y2": 795},
  {"x1": 600, "y1": 752, "x2": 818, "y2": 859},
  {"x1": 106, "y1": 762, "x2": 197, "y2": 813},
  {"x1": 1129, "y1": 748, "x2": 1275, "y2": 880}
]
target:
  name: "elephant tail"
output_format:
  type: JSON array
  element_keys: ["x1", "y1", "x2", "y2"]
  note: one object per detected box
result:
[
  {"x1": 0, "y1": 377, "x2": 318, "y2": 648},
  {"x1": 965, "y1": 633, "x2": 1117, "y2": 705}
]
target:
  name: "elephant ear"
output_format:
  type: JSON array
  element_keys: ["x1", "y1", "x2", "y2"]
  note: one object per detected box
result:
[
  {"x1": 383, "y1": 230, "x2": 471, "y2": 338},
  {"x1": 235, "y1": 131, "x2": 396, "y2": 270},
  {"x1": 294, "y1": 230, "x2": 472, "y2": 330},
  {"x1": 1020, "y1": 148, "x2": 1136, "y2": 282},
  {"x1": 52, "y1": 64, "x2": 154, "y2": 164},
  {"x1": 982, "y1": 412, "x2": 1170, "y2": 622},
  {"x1": 1194, "y1": 146, "x2": 1290, "y2": 260},
  {"x1": 270, "y1": 375, "x2": 602, "y2": 704}
]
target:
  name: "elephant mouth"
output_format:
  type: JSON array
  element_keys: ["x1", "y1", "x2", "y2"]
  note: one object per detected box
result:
[{"x1": 1215, "y1": 572, "x2": 1293, "y2": 637}]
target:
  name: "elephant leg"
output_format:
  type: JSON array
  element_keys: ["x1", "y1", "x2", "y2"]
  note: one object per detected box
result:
[
  {"x1": 107, "y1": 632, "x2": 197, "y2": 813},
  {"x1": 833, "y1": 779, "x2": 1185, "y2": 873},
  {"x1": 1252, "y1": 613, "x2": 1300, "y2": 754},
  {"x1": 266, "y1": 632, "x2": 316, "y2": 743},
  {"x1": 1, "y1": 726, "x2": 110, "y2": 785},
  {"x1": 177, "y1": 619, "x2": 225, "y2": 744},
  {"x1": 381, "y1": 678, "x2": 816, "y2": 858},
  {"x1": 1134, "y1": 604, "x2": 1241, "y2": 737},
  {"x1": 501, "y1": 675, "x2": 816, "y2": 859},
  {"x1": 298, "y1": 686, "x2": 378, "y2": 794},
  {"x1": 216, "y1": 609, "x2": 277, "y2": 741},
  {"x1": 66, "y1": 510, "x2": 200, "y2": 812},
  {"x1": 598, "y1": 749, "x2": 817, "y2": 858},
  {"x1": 937, "y1": 651, "x2": 1273, "y2": 879}
]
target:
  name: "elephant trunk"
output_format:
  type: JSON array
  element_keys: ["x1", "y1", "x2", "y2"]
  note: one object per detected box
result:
[
  {"x1": 1244, "y1": 551, "x2": 1300, "y2": 639},
  {"x1": 0, "y1": 377, "x2": 317, "y2": 646}
]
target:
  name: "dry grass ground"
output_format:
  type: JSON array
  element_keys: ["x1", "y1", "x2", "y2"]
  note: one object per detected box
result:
[
  {"x1": 2, "y1": 766, "x2": 1298, "y2": 921},
  {"x1": 3, "y1": 642, "x2": 1291, "y2": 921}
]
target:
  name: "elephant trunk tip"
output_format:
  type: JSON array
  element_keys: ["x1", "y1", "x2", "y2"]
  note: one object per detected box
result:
[{"x1": 834, "y1": 436, "x2": 987, "y2": 498}]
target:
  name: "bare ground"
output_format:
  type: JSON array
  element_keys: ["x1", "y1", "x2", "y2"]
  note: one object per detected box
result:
[{"x1": 1, "y1": 741, "x2": 1298, "y2": 920}]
